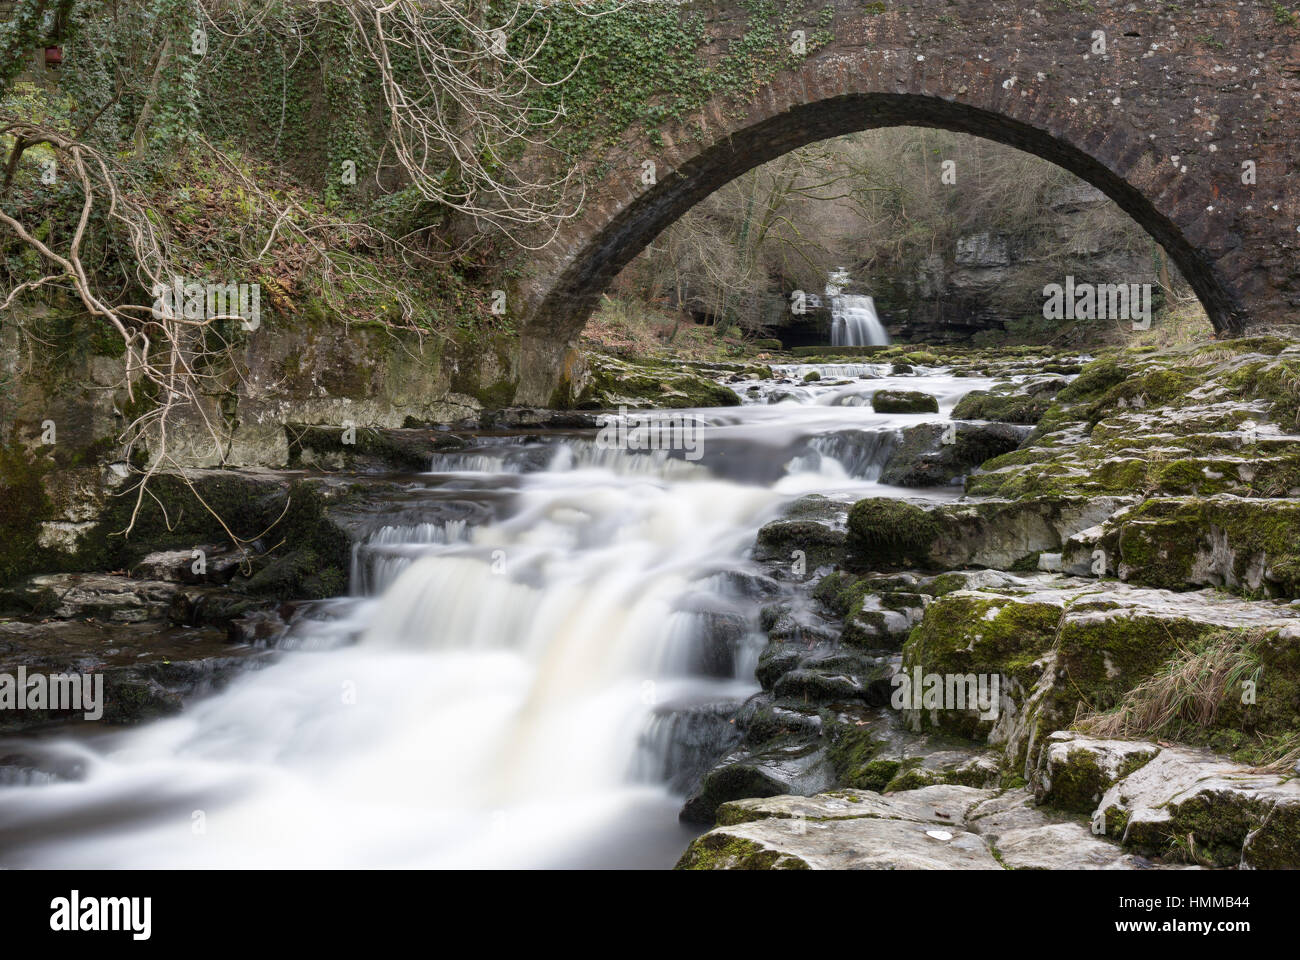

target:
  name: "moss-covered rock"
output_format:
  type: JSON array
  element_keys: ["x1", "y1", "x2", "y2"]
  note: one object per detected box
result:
[
  {"x1": 754, "y1": 519, "x2": 846, "y2": 570},
  {"x1": 679, "y1": 734, "x2": 835, "y2": 824},
  {"x1": 678, "y1": 786, "x2": 1005, "y2": 869},
  {"x1": 847, "y1": 498, "x2": 938, "y2": 568},
  {"x1": 288, "y1": 424, "x2": 465, "y2": 472},
  {"x1": 880, "y1": 421, "x2": 1028, "y2": 487},
  {"x1": 573, "y1": 354, "x2": 741, "y2": 409},
  {"x1": 811, "y1": 570, "x2": 930, "y2": 647},
  {"x1": 900, "y1": 574, "x2": 1300, "y2": 775},
  {"x1": 902, "y1": 591, "x2": 1062, "y2": 740},
  {"x1": 871, "y1": 390, "x2": 939, "y2": 414},
  {"x1": 674, "y1": 832, "x2": 811, "y2": 870},
  {"x1": 1062, "y1": 495, "x2": 1300, "y2": 598},
  {"x1": 0, "y1": 442, "x2": 52, "y2": 586},
  {"x1": 952, "y1": 388, "x2": 1053, "y2": 425},
  {"x1": 1093, "y1": 745, "x2": 1300, "y2": 868},
  {"x1": 1034, "y1": 733, "x2": 1159, "y2": 814}
]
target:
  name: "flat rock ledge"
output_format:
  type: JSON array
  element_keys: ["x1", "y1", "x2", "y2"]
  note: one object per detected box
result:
[{"x1": 676, "y1": 783, "x2": 1177, "y2": 870}]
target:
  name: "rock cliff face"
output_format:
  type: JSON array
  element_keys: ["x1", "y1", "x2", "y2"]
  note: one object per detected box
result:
[
  {"x1": 878, "y1": 186, "x2": 1160, "y2": 344},
  {"x1": 0, "y1": 303, "x2": 517, "y2": 586},
  {"x1": 759, "y1": 185, "x2": 1160, "y2": 347}
]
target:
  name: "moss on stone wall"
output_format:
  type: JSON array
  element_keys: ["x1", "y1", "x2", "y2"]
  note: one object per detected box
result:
[{"x1": 0, "y1": 441, "x2": 51, "y2": 585}]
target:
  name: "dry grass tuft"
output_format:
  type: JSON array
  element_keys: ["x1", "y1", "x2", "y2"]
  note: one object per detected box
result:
[
  {"x1": 1120, "y1": 296, "x2": 1216, "y2": 350},
  {"x1": 1075, "y1": 628, "x2": 1266, "y2": 742}
]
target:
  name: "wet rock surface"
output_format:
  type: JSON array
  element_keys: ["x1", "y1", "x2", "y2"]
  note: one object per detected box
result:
[
  {"x1": 682, "y1": 343, "x2": 1300, "y2": 868},
  {"x1": 0, "y1": 617, "x2": 274, "y2": 731},
  {"x1": 678, "y1": 783, "x2": 1173, "y2": 870}
]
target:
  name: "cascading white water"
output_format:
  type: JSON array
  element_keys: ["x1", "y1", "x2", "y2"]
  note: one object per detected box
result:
[
  {"x1": 827, "y1": 267, "x2": 890, "y2": 347},
  {"x1": 0, "y1": 365, "x2": 993, "y2": 869}
]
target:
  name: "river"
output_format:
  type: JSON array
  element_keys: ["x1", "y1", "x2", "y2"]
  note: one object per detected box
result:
[{"x1": 0, "y1": 362, "x2": 993, "y2": 869}]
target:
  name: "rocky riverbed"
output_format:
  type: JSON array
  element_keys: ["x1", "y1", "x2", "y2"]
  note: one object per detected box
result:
[
  {"x1": 678, "y1": 337, "x2": 1300, "y2": 870},
  {"x1": 3, "y1": 340, "x2": 1300, "y2": 868}
]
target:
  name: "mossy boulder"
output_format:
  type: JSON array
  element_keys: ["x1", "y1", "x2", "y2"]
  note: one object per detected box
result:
[
  {"x1": 1054, "y1": 357, "x2": 1131, "y2": 405},
  {"x1": 901, "y1": 592, "x2": 1063, "y2": 740},
  {"x1": 847, "y1": 498, "x2": 939, "y2": 568},
  {"x1": 574, "y1": 355, "x2": 741, "y2": 409},
  {"x1": 1093, "y1": 745, "x2": 1300, "y2": 868},
  {"x1": 674, "y1": 832, "x2": 812, "y2": 870},
  {"x1": 754, "y1": 519, "x2": 847, "y2": 570},
  {"x1": 871, "y1": 390, "x2": 939, "y2": 414},
  {"x1": 880, "y1": 421, "x2": 1028, "y2": 487},
  {"x1": 952, "y1": 388, "x2": 1052, "y2": 425}
]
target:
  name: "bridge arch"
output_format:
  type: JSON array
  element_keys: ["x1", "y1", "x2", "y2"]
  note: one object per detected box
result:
[{"x1": 514, "y1": 3, "x2": 1299, "y2": 405}]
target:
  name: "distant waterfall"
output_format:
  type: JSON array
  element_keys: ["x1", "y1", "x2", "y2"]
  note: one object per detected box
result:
[{"x1": 827, "y1": 268, "x2": 889, "y2": 347}]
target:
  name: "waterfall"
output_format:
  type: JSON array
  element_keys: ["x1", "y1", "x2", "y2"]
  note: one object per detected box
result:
[
  {"x1": 827, "y1": 268, "x2": 890, "y2": 347},
  {"x1": 0, "y1": 362, "x2": 995, "y2": 869}
]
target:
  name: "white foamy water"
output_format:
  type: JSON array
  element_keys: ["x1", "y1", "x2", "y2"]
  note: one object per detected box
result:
[{"x1": 0, "y1": 366, "x2": 989, "y2": 869}]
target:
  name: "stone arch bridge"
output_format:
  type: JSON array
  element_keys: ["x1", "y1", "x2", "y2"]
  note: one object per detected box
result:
[{"x1": 512, "y1": 0, "x2": 1300, "y2": 405}]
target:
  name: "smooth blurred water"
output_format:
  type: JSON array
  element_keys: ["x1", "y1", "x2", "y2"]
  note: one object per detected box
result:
[{"x1": 0, "y1": 364, "x2": 989, "y2": 869}]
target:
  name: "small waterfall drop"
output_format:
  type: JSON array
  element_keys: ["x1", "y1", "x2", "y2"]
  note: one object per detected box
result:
[
  {"x1": 0, "y1": 361, "x2": 998, "y2": 869},
  {"x1": 827, "y1": 268, "x2": 889, "y2": 347}
]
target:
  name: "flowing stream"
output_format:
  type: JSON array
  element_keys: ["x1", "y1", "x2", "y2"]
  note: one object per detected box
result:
[{"x1": 0, "y1": 364, "x2": 991, "y2": 869}]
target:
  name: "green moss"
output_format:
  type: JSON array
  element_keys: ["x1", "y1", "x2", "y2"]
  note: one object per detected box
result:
[
  {"x1": 1152, "y1": 459, "x2": 1217, "y2": 494},
  {"x1": 1009, "y1": 552, "x2": 1042, "y2": 573},
  {"x1": 88, "y1": 474, "x2": 351, "y2": 600},
  {"x1": 1054, "y1": 609, "x2": 1212, "y2": 723},
  {"x1": 1085, "y1": 627, "x2": 1300, "y2": 758},
  {"x1": 674, "y1": 832, "x2": 811, "y2": 870},
  {"x1": 952, "y1": 389, "x2": 1052, "y2": 425},
  {"x1": 525, "y1": 0, "x2": 834, "y2": 159},
  {"x1": 574, "y1": 355, "x2": 740, "y2": 409},
  {"x1": 926, "y1": 573, "x2": 971, "y2": 597},
  {"x1": 790, "y1": 345, "x2": 892, "y2": 359},
  {"x1": 827, "y1": 724, "x2": 893, "y2": 789},
  {"x1": 902, "y1": 594, "x2": 1061, "y2": 738},
  {"x1": 1055, "y1": 357, "x2": 1130, "y2": 404},
  {"x1": 1101, "y1": 804, "x2": 1129, "y2": 840},
  {"x1": 1044, "y1": 748, "x2": 1106, "y2": 813},
  {"x1": 1110, "y1": 497, "x2": 1300, "y2": 597},
  {"x1": 884, "y1": 759, "x2": 933, "y2": 792},
  {"x1": 1094, "y1": 367, "x2": 1192, "y2": 416},
  {"x1": 847, "y1": 498, "x2": 938, "y2": 568},
  {"x1": 1124, "y1": 792, "x2": 1266, "y2": 868},
  {"x1": 756, "y1": 519, "x2": 846, "y2": 569},
  {"x1": 0, "y1": 442, "x2": 53, "y2": 585},
  {"x1": 811, "y1": 570, "x2": 859, "y2": 617},
  {"x1": 871, "y1": 390, "x2": 939, "y2": 414}
]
